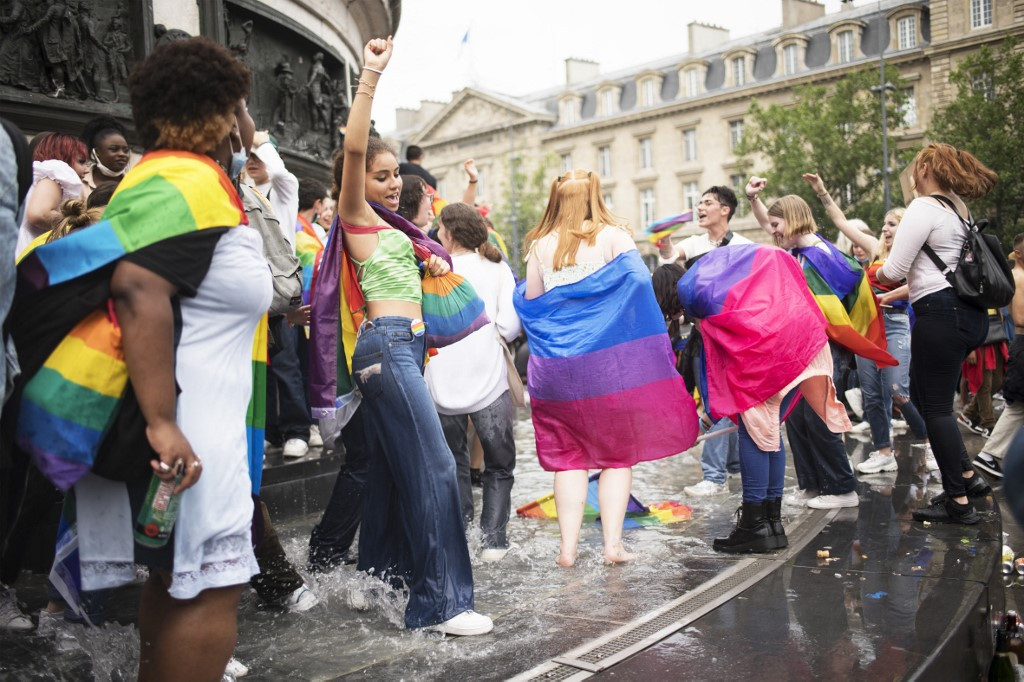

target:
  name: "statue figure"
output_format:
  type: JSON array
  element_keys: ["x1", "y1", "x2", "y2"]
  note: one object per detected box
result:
[
  {"x1": 272, "y1": 54, "x2": 297, "y2": 126},
  {"x1": 0, "y1": 0, "x2": 44, "y2": 91},
  {"x1": 305, "y1": 51, "x2": 331, "y2": 132},
  {"x1": 103, "y1": 13, "x2": 132, "y2": 101},
  {"x1": 153, "y1": 23, "x2": 191, "y2": 48},
  {"x1": 30, "y1": 0, "x2": 78, "y2": 97},
  {"x1": 75, "y1": 1, "x2": 105, "y2": 98},
  {"x1": 229, "y1": 19, "x2": 253, "y2": 60}
]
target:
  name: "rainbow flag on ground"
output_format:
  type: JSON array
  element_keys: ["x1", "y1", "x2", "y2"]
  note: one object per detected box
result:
[
  {"x1": 678, "y1": 243, "x2": 830, "y2": 420},
  {"x1": 513, "y1": 250, "x2": 699, "y2": 471},
  {"x1": 516, "y1": 473, "x2": 692, "y2": 529},
  {"x1": 792, "y1": 238, "x2": 896, "y2": 368},
  {"x1": 13, "y1": 151, "x2": 247, "y2": 491},
  {"x1": 645, "y1": 210, "x2": 694, "y2": 243},
  {"x1": 295, "y1": 214, "x2": 324, "y2": 305}
]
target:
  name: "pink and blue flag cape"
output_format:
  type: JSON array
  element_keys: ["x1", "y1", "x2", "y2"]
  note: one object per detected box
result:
[
  {"x1": 678, "y1": 243, "x2": 828, "y2": 420},
  {"x1": 514, "y1": 250, "x2": 698, "y2": 471}
]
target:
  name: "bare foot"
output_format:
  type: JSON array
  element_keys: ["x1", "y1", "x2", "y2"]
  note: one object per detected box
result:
[
  {"x1": 603, "y1": 546, "x2": 636, "y2": 564},
  {"x1": 555, "y1": 552, "x2": 577, "y2": 567}
]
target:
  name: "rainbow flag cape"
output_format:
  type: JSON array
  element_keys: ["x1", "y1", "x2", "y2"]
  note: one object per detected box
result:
[
  {"x1": 246, "y1": 314, "x2": 269, "y2": 494},
  {"x1": 678, "y1": 244, "x2": 830, "y2": 420},
  {"x1": 309, "y1": 203, "x2": 453, "y2": 422},
  {"x1": 645, "y1": 210, "x2": 694, "y2": 243},
  {"x1": 792, "y1": 237, "x2": 896, "y2": 368},
  {"x1": 13, "y1": 151, "x2": 247, "y2": 491},
  {"x1": 295, "y1": 215, "x2": 324, "y2": 305},
  {"x1": 516, "y1": 473, "x2": 692, "y2": 529},
  {"x1": 513, "y1": 250, "x2": 699, "y2": 471}
]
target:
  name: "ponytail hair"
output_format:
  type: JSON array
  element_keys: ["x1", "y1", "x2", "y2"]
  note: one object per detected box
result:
[
  {"x1": 47, "y1": 199, "x2": 104, "y2": 243},
  {"x1": 914, "y1": 142, "x2": 997, "y2": 200},
  {"x1": 438, "y1": 202, "x2": 502, "y2": 263}
]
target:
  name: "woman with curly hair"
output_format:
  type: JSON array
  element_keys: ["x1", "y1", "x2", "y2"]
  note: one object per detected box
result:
[
  {"x1": 80, "y1": 115, "x2": 133, "y2": 195},
  {"x1": 6, "y1": 37, "x2": 261, "y2": 680}
]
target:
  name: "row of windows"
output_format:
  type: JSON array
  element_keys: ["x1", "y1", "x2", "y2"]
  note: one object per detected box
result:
[{"x1": 635, "y1": 175, "x2": 750, "y2": 226}]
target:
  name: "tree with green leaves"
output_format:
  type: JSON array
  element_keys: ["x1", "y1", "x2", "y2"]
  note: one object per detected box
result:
[
  {"x1": 736, "y1": 66, "x2": 914, "y2": 240},
  {"x1": 501, "y1": 152, "x2": 553, "y2": 277},
  {"x1": 929, "y1": 38, "x2": 1024, "y2": 244}
]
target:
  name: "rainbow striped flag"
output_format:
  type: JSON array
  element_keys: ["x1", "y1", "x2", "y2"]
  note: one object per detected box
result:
[
  {"x1": 678, "y1": 244, "x2": 830, "y2": 420},
  {"x1": 513, "y1": 250, "x2": 698, "y2": 471},
  {"x1": 14, "y1": 151, "x2": 247, "y2": 491},
  {"x1": 246, "y1": 314, "x2": 269, "y2": 494},
  {"x1": 413, "y1": 242, "x2": 489, "y2": 348},
  {"x1": 295, "y1": 215, "x2": 324, "y2": 305},
  {"x1": 792, "y1": 238, "x2": 896, "y2": 368},
  {"x1": 645, "y1": 210, "x2": 694, "y2": 243}
]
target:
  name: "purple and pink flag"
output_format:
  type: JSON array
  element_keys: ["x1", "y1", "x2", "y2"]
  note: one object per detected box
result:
[{"x1": 514, "y1": 250, "x2": 698, "y2": 471}]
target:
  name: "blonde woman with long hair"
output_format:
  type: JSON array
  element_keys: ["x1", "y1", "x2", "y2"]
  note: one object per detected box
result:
[
  {"x1": 516, "y1": 170, "x2": 697, "y2": 566},
  {"x1": 803, "y1": 173, "x2": 933, "y2": 476}
]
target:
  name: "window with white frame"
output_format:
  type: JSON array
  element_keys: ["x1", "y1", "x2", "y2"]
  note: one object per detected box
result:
[
  {"x1": 602, "y1": 192, "x2": 614, "y2": 209},
  {"x1": 560, "y1": 98, "x2": 578, "y2": 125},
  {"x1": 783, "y1": 43, "x2": 799, "y2": 75},
  {"x1": 638, "y1": 137, "x2": 653, "y2": 169},
  {"x1": 597, "y1": 145, "x2": 612, "y2": 178},
  {"x1": 897, "y1": 16, "x2": 916, "y2": 50},
  {"x1": 640, "y1": 188, "x2": 656, "y2": 226},
  {"x1": 685, "y1": 68, "x2": 700, "y2": 97},
  {"x1": 560, "y1": 153, "x2": 573, "y2": 174},
  {"x1": 729, "y1": 120, "x2": 744, "y2": 150},
  {"x1": 971, "y1": 0, "x2": 993, "y2": 29},
  {"x1": 837, "y1": 30, "x2": 854, "y2": 63},
  {"x1": 731, "y1": 57, "x2": 746, "y2": 87},
  {"x1": 972, "y1": 71, "x2": 995, "y2": 100},
  {"x1": 898, "y1": 88, "x2": 917, "y2": 127},
  {"x1": 682, "y1": 129, "x2": 697, "y2": 162},
  {"x1": 640, "y1": 78, "x2": 657, "y2": 107},
  {"x1": 683, "y1": 181, "x2": 700, "y2": 212},
  {"x1": 600, "y1": 88, "x2": 617, "y2": 116}
]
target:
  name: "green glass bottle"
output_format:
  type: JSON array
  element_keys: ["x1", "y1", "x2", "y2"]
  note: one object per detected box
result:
[
  {"x1": 990, "y1": 630, "x2": 1015, "y2": 682},
  {"x1": 134, "y1": 461, "x2": 185, "y2": 548}
]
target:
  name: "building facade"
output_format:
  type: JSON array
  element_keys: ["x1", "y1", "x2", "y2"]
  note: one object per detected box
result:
[{"x1": 398, "y1": 0, "x2": 1023, "y2": 253}]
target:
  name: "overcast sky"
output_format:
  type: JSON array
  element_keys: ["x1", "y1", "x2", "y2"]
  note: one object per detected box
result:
[{"x1": 375, "y1": 0, "x2": 860, "y2": 133}]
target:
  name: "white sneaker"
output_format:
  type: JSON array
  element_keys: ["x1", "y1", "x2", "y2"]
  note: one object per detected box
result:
[
  {"x1": 849, "y1": 421, "x2": 872, "y2": 434},
  {"x1": 0, "y1": 590, "x2": 32, "y2": 631},
  {"x1": 683, "y1": 479, "x2": 728, "y2": 497},
  {"x1": 806, "y1": 492, "x2": 859, "y2": 509},
  {"x1": 346, "y1": 585, "x2": 371, "y2": 612},
  {"x1": 891, "y1": 419, "x2": 908, "y2": 432},
  {"x1": 35, "y1": 609, "x2": 61, "y2": 636},
  {"x1": 225, "y1": 657, "x2": 249, "y2": 678},
  {"x1": 784, "y1": 488, "x2": 818, "y2": 507},
  {"x1": 282, "y1": 438, "x2": 309, "y2": 458},
  {"x1": 844, "y1": 387, "x2": 864, "y2": 419},
  {"x1": 857, "y1": 451, "x2": 898, "y2": 474},
  {"x1": 308, "y1": 425, "x2": 323, "y2": 448},
  {"x1": 427, "y1": 610, "x2": 494, "y2": 636},
  {"x1": 283, "y1": 585, "x2": 318, "y2": 612},
  {"x1": 480, "y1": 547, "x2": 509, "y2": 562}
]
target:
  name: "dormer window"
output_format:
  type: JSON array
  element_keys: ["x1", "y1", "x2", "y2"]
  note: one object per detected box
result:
[
  {"x1": 783, "y1": 44, "x2": 799, "y2": 74},
  {"x1": 837, "y1": 30, "x2": 854, "y2": 62},
  {"x1": 677, "y1": 60, "x2": 708, "y2": 99},
  {"x1": 723, "y1": 48, "x2": 756, "y2": 88},
  {"x1": 597, "y1": 84, "x2": 621, "y2": 117},
  {"x1": 886, "y1": 7, "x2": 925, "y2": 52},
  {"x1": 559, "y1": 95, "x2": 582, "y2": 125},
  {"x1": 731, "y1": 57, "x2": 746, "y2": 86},
  {"x1": 827, "y1": 19, "x2": 865, "y2": 65},
  {"x1": 773, "y1": 35, "x2": 808, "y2": 77},
  {"x1": 897, "y1": 16, "x2": 917, "y2": 50}
]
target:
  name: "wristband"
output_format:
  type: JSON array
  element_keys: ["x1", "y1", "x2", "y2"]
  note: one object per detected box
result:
[
  {"x1": 363, "y1": 66, "x2": 383, "y2": 74},
  {"x1": 468, "y1": 179, "x2": 478, "y2": 184}
]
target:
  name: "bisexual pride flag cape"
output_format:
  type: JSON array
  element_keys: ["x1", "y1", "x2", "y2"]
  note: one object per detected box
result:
[
  {"x1": 13, "y1": 151, "x2": 247, "y2": 491},
  {"x1": 678, "y1": 243, "x2": 829, "y2": 421},
  {"x1": 791, "y1": 237, "x2": 896, "y2": 368},
  {"x1": 514, "y1": 250, "x2": 698, "y2": 471}
]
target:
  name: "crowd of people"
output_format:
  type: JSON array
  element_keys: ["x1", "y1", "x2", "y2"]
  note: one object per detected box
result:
[{"x1": 0, "y1": 33, "x2": 1014, "y2": 681}]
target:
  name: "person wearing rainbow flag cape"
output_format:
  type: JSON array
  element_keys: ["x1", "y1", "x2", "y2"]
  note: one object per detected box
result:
[
  {"x1": 747, "y1": 176, "x2": 897, "y2": 511},
  {"x1": 4, "y1": 38, "x2": 265, "y2": 679}
]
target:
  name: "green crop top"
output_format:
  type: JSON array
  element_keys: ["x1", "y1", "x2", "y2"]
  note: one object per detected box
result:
[{"x1": 350, "y1": 228, "x2": 422, "y2": 304}]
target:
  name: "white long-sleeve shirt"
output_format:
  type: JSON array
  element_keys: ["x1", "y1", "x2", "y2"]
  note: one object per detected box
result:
[
  {"x1": 249, "y1": 141, "x2": 298, "y2": 247},
  {"x1": 879, "y1": 197, "x2": 966, "y2": 303},
  {"x1": 425, "y1": 253, "x2": 522, "y2": 415}
]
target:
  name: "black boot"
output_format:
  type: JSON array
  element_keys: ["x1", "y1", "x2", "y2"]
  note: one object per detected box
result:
[
  {"x1": 713, "y1": 502, "x2": 774, "y2": 553},
  {"x1": 764, "y1": 498, "x2": 787, "y2": 549}
]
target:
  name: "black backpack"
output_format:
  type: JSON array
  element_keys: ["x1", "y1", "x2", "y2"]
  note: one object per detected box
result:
[{"x1": 920, "y1": 194, "x2": 1014, "y2": 310}]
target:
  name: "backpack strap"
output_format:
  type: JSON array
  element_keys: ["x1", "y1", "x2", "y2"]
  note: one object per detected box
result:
[
  {"x1": 929, "y1": 193, "x2": 974, "y2": 229},
  {"x1": 920, "y1": 194, "x2": 965, "y2": 289}
]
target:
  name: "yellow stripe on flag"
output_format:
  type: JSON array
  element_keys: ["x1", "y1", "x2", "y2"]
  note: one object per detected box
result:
[{"x1": 44, "y1": 335, "x2": 126, "y2": 398}]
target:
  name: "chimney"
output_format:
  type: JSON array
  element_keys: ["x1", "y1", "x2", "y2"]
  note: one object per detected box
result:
[
  {"x1": 688, "y1": 22, "x2": 730, "y2": 55},
  {"x1": 781, "y1": 0, "x2": 825, "y2": 29},
  {"x1": 565, "y1": 58, "x2": 599, "y2": 86}
]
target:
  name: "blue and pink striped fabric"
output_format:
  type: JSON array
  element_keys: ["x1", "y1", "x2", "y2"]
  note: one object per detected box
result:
[{"x1": 514, "y1": 250, "x2": 698, "y2": 471}]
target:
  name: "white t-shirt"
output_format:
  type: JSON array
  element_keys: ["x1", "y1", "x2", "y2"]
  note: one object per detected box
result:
[
  {"x1": 249, "y1": 141, "x2": 298, "y2": 248},
  {"x1": 879, "y1": 197, "x2": 966, "y2": 303},
  {"x1": 16, "y1": 160, "x2": 83, "y2": 255},
  {"x1": 659, "y1": 230, "x2": 752, "y2": 266},
  {"x1": 425, "y1": 252, "x2": 522, "y2": 415}
]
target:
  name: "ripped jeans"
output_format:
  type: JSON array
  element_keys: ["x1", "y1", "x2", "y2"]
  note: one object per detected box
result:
[{"x1": 351, "y1": 316, "x2": 475, "y2": 629}]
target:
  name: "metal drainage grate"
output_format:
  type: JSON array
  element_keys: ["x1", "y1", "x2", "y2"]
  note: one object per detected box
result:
[{"x1": 514, "y1": 507, "x2": 836, "y2": 681}]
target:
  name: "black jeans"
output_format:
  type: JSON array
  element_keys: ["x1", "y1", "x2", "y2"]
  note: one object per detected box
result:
[
  {"x1": 909, "y1": 289, "x2": 987, "y2": 498},
  {"x1": 308, "y1": 407, "x2": 369, "y2": 571},
  {"x1": 266, "y1": 316, "x2": 311, "y2": 443},
  {"x1": 438, "y1": 392, "x2": 517, "y2": 549}
]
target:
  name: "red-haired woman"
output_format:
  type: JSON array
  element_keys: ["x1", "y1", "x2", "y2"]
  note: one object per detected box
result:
[
  {"x1": 16, "y1": 132, "x2": 89, "y2": 254},
  {"x1": 877, "y1": 143, "x2": 998, "y2": 525}
]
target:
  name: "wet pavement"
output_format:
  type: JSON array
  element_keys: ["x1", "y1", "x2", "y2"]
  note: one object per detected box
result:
[{"x1": 0, "y1": 410, "x2": 1011, "y2": 681}]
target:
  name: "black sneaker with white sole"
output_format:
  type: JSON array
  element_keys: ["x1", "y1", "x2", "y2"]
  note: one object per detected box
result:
[
  {"x1": 974, "y1": 453, "x2": 1004, "y2": 479},
  {"x1": 956, "y1": 413, "x2": 992, "y2": 437},
  {"x1": 913, "y1": 497, "x2": 980, "y2": 525}
]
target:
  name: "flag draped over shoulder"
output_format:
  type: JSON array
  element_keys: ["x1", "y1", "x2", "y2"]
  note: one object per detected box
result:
[
  {"x1": 295, "y1": 215, "x2": 324, "y2": 305},
  {"x1": 678, "y1": 243, "x2": 829, "y2": 420},
  {"x1": 514, "y1": 250, "x2": 698, "y2": 471},
  {"x1": 13, "y1": 151, "x2": 248, "y2": 491},
  {"x1": 246, "y1": 314, "x2": 269, "y2": 494},
  {"x1": 791, "y1": 237, "x2": 896, "y2": 367}
]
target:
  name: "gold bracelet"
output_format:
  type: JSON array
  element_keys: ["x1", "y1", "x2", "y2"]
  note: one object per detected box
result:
[
  {"x1": 355, "y1": 89, "x2": 374, "y2": 99},
  {"x1": 817, "y1": 192, "x2": 829, "y2": 198},
  {"x1": 357, "y1": 78, "x2": 377, "y2": 89}
]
